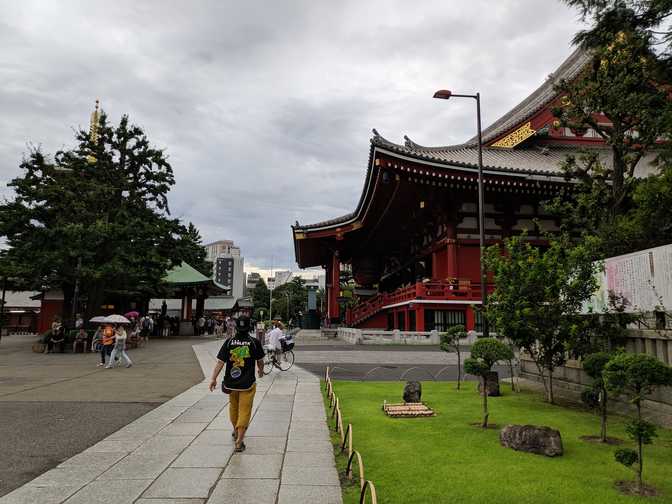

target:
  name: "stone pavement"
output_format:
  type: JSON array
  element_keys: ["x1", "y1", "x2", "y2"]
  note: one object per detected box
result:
[{"x1": 0, "y1": 340, "x2": 341, "y2": 504}]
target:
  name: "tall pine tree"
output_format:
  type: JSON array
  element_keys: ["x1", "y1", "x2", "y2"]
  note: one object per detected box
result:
[{"x1": 0, "y1": 110, "x2": 206, "y2": 323}]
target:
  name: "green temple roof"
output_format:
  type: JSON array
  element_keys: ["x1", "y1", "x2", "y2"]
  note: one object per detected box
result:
[{"x1": 164, "y1": 262, "x2": 211, "y2": 286}]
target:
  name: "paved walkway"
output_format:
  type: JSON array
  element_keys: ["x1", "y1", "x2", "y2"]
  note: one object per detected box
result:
[{"x1": 1, "y1": 340, "x2": 341, "y2": 504}]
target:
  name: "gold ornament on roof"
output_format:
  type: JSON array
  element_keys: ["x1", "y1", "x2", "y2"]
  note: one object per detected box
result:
[
  {"x1": 491, "y1": 121, "x2": 536, "y2": 149},
  {"x1": 86, "y1": 99, "x2": 100, "y2": 164}
]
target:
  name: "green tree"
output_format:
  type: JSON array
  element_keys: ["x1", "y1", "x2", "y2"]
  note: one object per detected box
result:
[
  {"x1": 0, "y1": 112, "x2": 193, "y2": 323},
  {"x1": 604, "y1": 352, "x2": 672, "y2": 493},
  {"x1": 621, "y1": 166, "x2": 672, "y2": 250},
  {"x1": 548, "y1": 3, "x2": 672, "y2": 257},
  {"x1": 440, "y1": 325, "x2": 466, "y2": 390},
  {"x1": 272, "y1": 277, "x2": 307, "y2": 324},
  {"x1": 464, "y1": 338, "x2": 513, "y2": 428},
  {"x1": 251, "y1": 278, "x2": 270, "y2": 312},
  {"x1": 582, "y1": 352, "x2": 613, "y2": 442},
  {"x1": 176, "y1": 222, "x2": 212, "y2": 277},
  {"x1": 485, "y1": 234, "x2": 599, "y2": 404},
  {"x1": 565, "y1": 1, "x2": 672, "y2": 45}
]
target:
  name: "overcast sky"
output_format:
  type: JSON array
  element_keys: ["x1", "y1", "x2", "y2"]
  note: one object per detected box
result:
[{"x1": 1, "y1": 1, "x2": 586, "y2": 278}]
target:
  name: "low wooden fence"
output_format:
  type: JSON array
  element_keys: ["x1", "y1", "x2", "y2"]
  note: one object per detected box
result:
[{"x1": 324, "y1": 366, "x2": 378, "y2": 504}]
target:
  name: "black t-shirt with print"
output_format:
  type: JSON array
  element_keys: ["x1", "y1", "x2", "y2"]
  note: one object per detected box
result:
[{"x1": 216, "y1": 332, "x2": 265, "y2": 391}]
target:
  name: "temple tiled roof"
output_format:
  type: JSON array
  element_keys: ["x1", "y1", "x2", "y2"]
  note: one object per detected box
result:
[
  {"x1": 293, "y1": 48, "x2": 655, "y2": 234},
  {"x1": 163, "y1": 261, "x2": 211, "y2": 286},
  {"x1": 469, "y1": 48, "x2": 592, "y2": 146},
  {"x1": 374, "y1": 132, "x2": 581, "y2": 175}
]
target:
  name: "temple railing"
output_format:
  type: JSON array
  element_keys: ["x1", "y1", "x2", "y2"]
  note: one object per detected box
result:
[
  {"x1": 338, "y1": 327, "x2": 441, "y2": 345},
  {"x1": 347, "y1": 279, "x2": 490, "y2": 326}
]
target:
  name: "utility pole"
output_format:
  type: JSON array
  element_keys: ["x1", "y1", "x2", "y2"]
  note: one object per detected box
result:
[
  {"x1": 269, "y1": 256, "x2": 274, "y2": 322},
  {"x1": 70, "y1": 257, "x2": 82, "y2": 328}
]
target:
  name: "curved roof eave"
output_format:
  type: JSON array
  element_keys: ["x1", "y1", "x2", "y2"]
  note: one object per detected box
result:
[{"x1": 294, "y1": 132, "x2": 572, "y2": 234}]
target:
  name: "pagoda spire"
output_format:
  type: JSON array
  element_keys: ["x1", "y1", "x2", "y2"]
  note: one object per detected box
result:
[{"x1": 86, "y1": 99, "x2": 100, "y2": 164}]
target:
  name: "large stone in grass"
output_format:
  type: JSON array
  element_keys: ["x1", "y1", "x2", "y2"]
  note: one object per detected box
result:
[
  {"x1": 477, "y1": 371, "x2": 500, "y2": 397},
  {"x1": 403, "y1": 381, "x2": 421, "y2": 403},
  {"x1": 500, "y1": 424, "x2": 563, "y2": 457}
]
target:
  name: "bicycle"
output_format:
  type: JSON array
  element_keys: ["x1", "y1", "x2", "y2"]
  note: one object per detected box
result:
[{"x1": 263, "y1": 346, "x2": 295, "y2": 373}]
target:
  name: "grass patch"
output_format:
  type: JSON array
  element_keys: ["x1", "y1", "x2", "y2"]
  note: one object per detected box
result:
[{"x1": 322, "y1": 380, "x2": 672, "y2": 504}]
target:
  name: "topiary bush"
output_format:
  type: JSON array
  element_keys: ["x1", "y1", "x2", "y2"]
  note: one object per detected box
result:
[{"x1": 604, "y1": 352, "x2": 672, "y2": 494}]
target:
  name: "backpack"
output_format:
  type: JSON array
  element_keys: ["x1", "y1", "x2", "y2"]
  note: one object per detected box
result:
[{"x1": 142, "y1": 317, "x2": 151, "y2": 330}]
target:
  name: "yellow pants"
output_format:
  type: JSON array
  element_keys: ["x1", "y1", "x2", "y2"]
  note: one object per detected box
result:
[{"x1": 229, "y1": 383, "x2": 256, "y2": 429}]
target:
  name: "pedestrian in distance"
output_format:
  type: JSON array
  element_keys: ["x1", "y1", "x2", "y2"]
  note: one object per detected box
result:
[
  {"x1": 226, "y1": 317, "x2": 236, "y2": 340},
  {"x1": 73, "y1": 327, "x2": 88, "y2": 353},
  {"x1": 46, "y1": 318, "x2": 65, "y2": 353},
  {"x1": 140, "y1": 315, "x2": 152, "y2": 345},
  {"x1": 101, "y1": 324, "x2": 115, "y2": 366},
  {"x1": 91, "y1": 326, "x2": 105, "y2": 366},
  {"x1": 209, "y1": 316, "x2": 265, "y2": 453},
  {"x1": 106, "y1": 324, "x2": 133, "y2": 368}
]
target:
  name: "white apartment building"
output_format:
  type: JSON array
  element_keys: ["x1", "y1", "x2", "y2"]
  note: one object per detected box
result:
[
  {"x1": 204, "y1": 240, "x2": 244, "y2": 299},
  {"x1": 205, "y1": 240, "x2": 241, "y2": 262}
]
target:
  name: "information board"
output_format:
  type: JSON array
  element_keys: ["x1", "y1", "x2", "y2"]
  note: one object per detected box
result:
[{"x1": 585, "y1": 243, "x2": 672, "y2": 313}]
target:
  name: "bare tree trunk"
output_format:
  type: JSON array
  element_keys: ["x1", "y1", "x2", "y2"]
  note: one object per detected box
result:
[
  {"x1": 535, "y1": 361, "x2": 549, "y2": 401},
  {"x1": 600, "y1": 387, "x2": 608, "y2": 442},
  {"x1": 548, "y1": 368, "x2": 555, "y2": 404},
  {"x1": 84, "y1": 281, "x2": 105, "y2": 323},
  {"x1": 636, "y1": 400, "x2": 643, "y2": 494},
  {"x1": 508, "y1": 358, "x2": 516, "y2": 392},
  {"x1": 456, "y1": 347, "x2": 461, "y2": 391},
  {"x1": 482, "y1": 375, "x2": 489, "y2": 428},
  {"x1": 61, "y1": 283, "x2": 74, "y2": 328}
]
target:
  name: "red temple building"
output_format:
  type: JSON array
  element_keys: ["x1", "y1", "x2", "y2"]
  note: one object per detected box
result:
[{"x1": 292, "y1": 49, "x2": 655, "y2": 332}]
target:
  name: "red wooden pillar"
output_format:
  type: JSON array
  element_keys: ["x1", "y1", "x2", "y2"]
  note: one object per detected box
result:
[
  {"x1": 182, "y1": 290, "x2": 193, "y2": 321},
  {"x1": 325, "y1": 262, "x2": 332, "y2": 322},
  {"x1": 465, "y1": 305, "x2": 475, "y2": 331},
  {"x1": 404, "y1": 307, "x2": 410, "y2": 331},
  {"x1": 446, "y1": 222, "x2": 458, "y2": 279},
  {"x1": 415, "y1": 304, "x2": 425, "y2": 331},
  {"x1": 328, "y1": 252, "x2": 340, "y2": 322}
]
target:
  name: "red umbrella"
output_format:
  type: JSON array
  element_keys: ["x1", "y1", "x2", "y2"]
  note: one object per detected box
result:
[{"x1": 124, "y1": 311, "x2": 140, "y2": 319}]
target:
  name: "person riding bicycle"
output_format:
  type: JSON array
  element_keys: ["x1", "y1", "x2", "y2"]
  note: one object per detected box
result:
[{"x1": 265, "y1": 320, "x2": 284, "y2": 363}]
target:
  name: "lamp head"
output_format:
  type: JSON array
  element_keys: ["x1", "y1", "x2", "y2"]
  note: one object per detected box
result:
[{"x1": 433, "y1": 90, "x2": 452, "y2": 100}]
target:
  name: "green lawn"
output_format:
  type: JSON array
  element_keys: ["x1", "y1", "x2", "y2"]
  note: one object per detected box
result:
[{"x1": 323, "y1": 381, "x2": 672, "y2": 504}]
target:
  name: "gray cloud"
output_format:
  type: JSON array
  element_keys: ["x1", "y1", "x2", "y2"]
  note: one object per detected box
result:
[{"x1": 0, "y1": 0, "x2": 585, "y2": 271}]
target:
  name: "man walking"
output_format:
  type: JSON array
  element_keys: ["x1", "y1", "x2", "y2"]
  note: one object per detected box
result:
[{"x1": 209, "y1": 316, "x2": 265, "y2": 452}]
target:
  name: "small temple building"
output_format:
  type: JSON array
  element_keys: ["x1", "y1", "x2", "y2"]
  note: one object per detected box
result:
[{"x1": 292, "y1": 49, "x2": 655, "y2": 332}]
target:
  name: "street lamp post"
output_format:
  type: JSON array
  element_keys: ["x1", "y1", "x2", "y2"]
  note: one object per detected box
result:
[
  {"x1": 433, "y1": 90, "x2": 489, "y2": 337},
  {"x1": 0, "y1": 276, "x2": 6, "y2": 342},
  {"x1": 285, "y1": 291, "x2": 291, "y2": 323}
]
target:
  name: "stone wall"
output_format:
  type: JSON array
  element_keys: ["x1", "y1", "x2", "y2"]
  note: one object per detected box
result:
[
  {"x1": 519, "y1": 329, "x2": 672, "y2": 426},
  {"x1": 335, "y1": 327, "x2": 446, "y2": 345}
]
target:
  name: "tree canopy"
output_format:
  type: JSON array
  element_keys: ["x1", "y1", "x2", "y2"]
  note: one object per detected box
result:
[
  {"x1": 485, "y1": 234, "x2": 599, "y2": 403},
  {"x1": 548, "y1": 1, "x2": 672, "y2": 257},
  {"x1": 0, "y1": 112, "x2": 207, "y2": 321}
]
